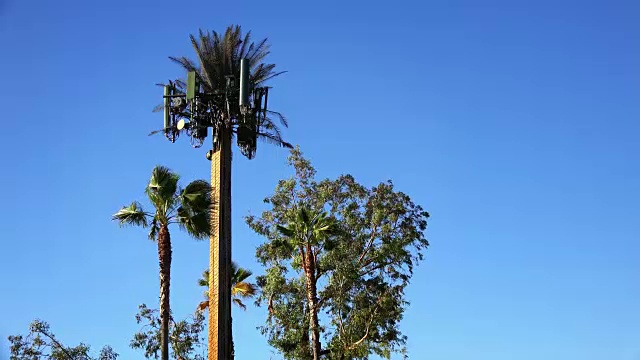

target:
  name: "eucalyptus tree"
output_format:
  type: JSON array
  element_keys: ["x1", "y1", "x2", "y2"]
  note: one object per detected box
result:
[{"x1": 247, "y1": 148, "x2": 430, "y2": 359}]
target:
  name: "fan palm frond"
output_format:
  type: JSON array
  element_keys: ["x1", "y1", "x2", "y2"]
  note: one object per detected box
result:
[
  {"x1": 232, "y1": 282, "x2": 257, "y2": 298},
  {"x1": 146, "y1": 166, "x2": 180, "y2": 210},
  {"x1": 112, "y1": 201, "x2": 149, "y2": 228},
  {"x1": 176, "y1": 207, "x2": 209, "y2": 240},
  {"x1": 232, "y1": 298, "x2": 247, "y2": 310},
  {"x1": 180, "y1": 180, "x2": 211, "y2": 212}
]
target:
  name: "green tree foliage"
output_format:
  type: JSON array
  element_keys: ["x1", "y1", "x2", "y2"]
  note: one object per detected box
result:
[
  {"x1": 8, "y1": 320, "x2": 118, "y2": 360},
  {"x1": 246, "y1": 148, "x2": 430, "y2": 360},
  {"x1": 130, "y1": 304, "x2": 206, "y2": 360}
]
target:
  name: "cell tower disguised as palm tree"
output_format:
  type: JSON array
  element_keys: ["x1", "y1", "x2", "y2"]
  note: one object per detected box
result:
[{"x1": 153, "y1": 25, "x2": 291, "y2": 360}]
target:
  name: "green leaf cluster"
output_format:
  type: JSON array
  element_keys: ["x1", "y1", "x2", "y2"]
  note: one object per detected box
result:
[{"x1": 8, "y1": 320, "x2": 118, "y2": 360}]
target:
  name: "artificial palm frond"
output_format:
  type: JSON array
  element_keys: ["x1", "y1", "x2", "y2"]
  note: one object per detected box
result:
[
  {"x1": 157, "y1": 25, "x2": 291, "y2": 157},
  {"x1": 256, "y1": 130, "x2": 293, "y2": 148},
  {"x1": 266, "y1": 110, "x2": 289, "y2": 128}
]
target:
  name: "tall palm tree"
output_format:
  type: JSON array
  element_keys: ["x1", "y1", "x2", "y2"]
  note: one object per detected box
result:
[
  {"x1": 276, "y1": 207, "x2": 340, "y2": 360},
  {"x1": 113, "y1": 166, "x2": 210, "y2": 360},
  {"x1": 196, "y1": 262, "x2": 257, "y2": 360},
  {"x1": 164, "y1": 25, "x2": 292, "y2": 360}
]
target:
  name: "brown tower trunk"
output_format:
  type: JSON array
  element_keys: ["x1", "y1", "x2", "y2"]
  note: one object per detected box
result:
[
  {"x1": 304, "y1": 246, "x2": 321, "y2": 360},
  {"x1": 158, "y1": 225, "x2": 172, "y2": 360},
  {"x1": 208, "y1": 128, "x2": 232, "y2": 360}
]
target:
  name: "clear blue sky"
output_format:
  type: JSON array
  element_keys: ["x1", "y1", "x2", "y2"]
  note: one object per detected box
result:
[{"x1": 1, "y1": 0, "x2": 638, "y2": 359}]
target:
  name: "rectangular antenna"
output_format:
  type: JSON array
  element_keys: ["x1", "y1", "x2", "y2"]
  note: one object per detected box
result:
[
  {"x1": 164, "y1": 85, "x2": 171, "y2": 129},
  {"x1": 263, "y1": 87, "x2": 269, "y2": 120},
  {"x1": 187, "y1": 71, "x2": 198, "y2": 100},
  {"x1": 239, "y1": 58, "x2": 250, "y2": 107}
]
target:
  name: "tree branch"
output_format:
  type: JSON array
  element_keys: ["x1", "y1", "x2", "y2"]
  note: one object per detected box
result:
[
  {"x1": 346, "y1": 313, "x2": 375, "y2": 351},
  {"x1": 359, "y1": 260, "x2": 396, "y2": 278},
  {"x1": 38, "y1": 327, "x2": 74, "y2": 360},
  {"x1": 345, "y1": 299, "x2": 381, "y2": 351},
  {"x1": 357, "y1": 225, "x2": 378, "y2": 265}
]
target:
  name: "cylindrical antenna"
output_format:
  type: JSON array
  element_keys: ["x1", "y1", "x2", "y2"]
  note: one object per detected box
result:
[
  {"x1": 163, "y1": 85, "x2": 171, "y2": 130},
  {"x1": 239, "y1": 58, "x2": 250, "y2": 107}
]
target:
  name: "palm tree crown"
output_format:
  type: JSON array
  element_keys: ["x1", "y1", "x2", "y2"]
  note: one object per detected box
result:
[
  {"x1": 276, "y1": 207, "x2": 341, "y2": 250},
  {"x1": 112, "y1": 166, "x2": 210, "y2": 238}
]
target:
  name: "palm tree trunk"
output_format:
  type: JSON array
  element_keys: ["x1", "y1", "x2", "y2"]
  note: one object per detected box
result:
[
  {"x1": 301, "y1": 306, "x2": 311, "y2": 358},
  {"x1": 158, "y1": 225, "x2": 172, "y2": 360},
  {"x1": 304, "y1": 247, "x2": 321, "y2": 360},
  {"x1": 209, "y1": 127, "x2": 233, "y2": 360}
]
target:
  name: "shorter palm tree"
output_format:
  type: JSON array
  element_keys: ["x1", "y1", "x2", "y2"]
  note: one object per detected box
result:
[
  {"x1": 276, "y1": 207, "x2": 340, "y2": 360},
  {"x1": 196, "y1": 262, "x2": 257, "y2": 312},
  {"x1": 196, "y1": 262, "x2": 257, "y2": 359},
  {"x1": 113, "y1": 166, "x2": 210, "y2": 360}
]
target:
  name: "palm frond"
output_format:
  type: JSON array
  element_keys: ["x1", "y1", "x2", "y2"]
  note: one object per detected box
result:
[
  {"x1": 196, "y1": 300, "x2": 209, "y2": 312},
  {"x1": 238, "y1": 30, "x2": 252, "y2": 60},
  {"x1": 276, "y1": 224, "x2": 295, "y2": 238},
  {"x1": 112, "y1": 202, "x2": 149, "y2": 228},
  {"x1": 198, "y1": 269, "x2": 210, "y2": 288},
  {"x1": 180, "y1": 179, "x2": 211, "y2": 212},
  {"x1": 168, "y1": 56, "x2": 198, "y2": 73},
  {"x1": 256, "y1": 70, "x2": 287, "y2": 85},
  {"x1": 297, "y1": 207, "x2": 310, "y2": 224},
  {"x1": 232, "y1": 282, "x2": 257, "y2": 298},
  {"x1": 266, "y1": 110, "x2": 289, "y2": 128},
  {"x1": 146, "y1": 166, "x2": 180, "y2": 210},
  {"x1": 232, "y1": 298, "x2": 247, "y2": 310},
  {"x1": 232, "y1": 262, "x2": 253, "y2": 283},
  {"x1": 176, "y1": 207, "x2": 209, "y2": 240},
  {"x1": 148, "y1": 218, "x2": 159, "y2": 240},
  {"x1": 256, "y1": 129, "x2": 293, "y2": 149}
]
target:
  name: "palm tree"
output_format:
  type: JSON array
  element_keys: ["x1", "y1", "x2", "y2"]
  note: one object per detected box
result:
[
  {"x1": 196, "y1": 262, "x2": 257, "y2": 360},
  {"x1": 113, "y1": 166, "x2": 210, "y2": 360},
  {"x1": 276, "y1": 207, "x2": 340, "y2": 360},
  {"x1": 196, "y1": 262, "x2": 257, "y2": 312},
  {"x1": 164, "y1": 25, "x2": 292, "y2": 360}
]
